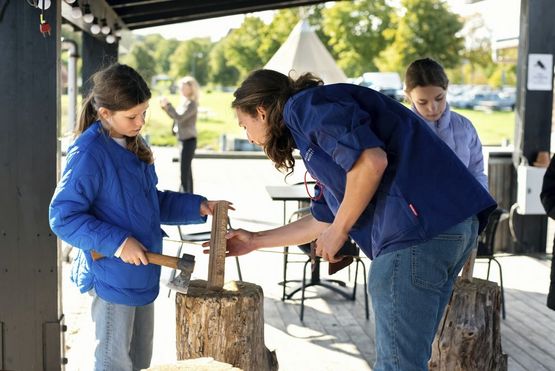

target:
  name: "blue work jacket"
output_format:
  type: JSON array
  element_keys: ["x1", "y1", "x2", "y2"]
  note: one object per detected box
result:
[
  {"x1": 284, "y1": 84, "x2": 496, "y2": 259},
  {"x1": 49, "y1": 122, "x2": 207, "y2": 306}
]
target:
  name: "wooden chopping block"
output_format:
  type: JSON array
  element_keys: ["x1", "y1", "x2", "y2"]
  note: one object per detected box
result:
[
  {"x1": 175, "y1": 201, "x2": 278, "y2": 371},
  {"x1": 143, "y1": 357, "x2": 242, "y2": 370}
]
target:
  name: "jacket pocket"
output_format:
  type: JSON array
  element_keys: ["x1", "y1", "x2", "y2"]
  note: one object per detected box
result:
[
  {"x1": 371, "y1": 192, "x2": 420, "y2": 248},
  {"x1": 411, "y1": 233, "x2": 464, "y2": 291}
]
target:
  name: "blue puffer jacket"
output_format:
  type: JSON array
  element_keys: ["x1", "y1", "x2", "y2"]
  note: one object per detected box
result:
[{"x1": 49, "y1": 122, "x2": 207, "y2": 306}]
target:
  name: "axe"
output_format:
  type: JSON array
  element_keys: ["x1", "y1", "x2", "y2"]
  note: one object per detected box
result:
[{"x1": 90, "y1": 250, "x2": 195, "y2": 294}]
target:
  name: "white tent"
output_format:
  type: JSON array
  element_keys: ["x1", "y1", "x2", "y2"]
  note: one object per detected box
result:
[{"x1": 264, "y1": 20, "x2": 347, "y2": 84}]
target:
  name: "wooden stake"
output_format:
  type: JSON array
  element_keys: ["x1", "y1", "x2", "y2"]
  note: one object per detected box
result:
[
  {"x1": 207, "y1": 201, "x2": 229, "y2": 290},
  {"x1": 461, "y1": 249, "x2": 477, "y2": 282}
]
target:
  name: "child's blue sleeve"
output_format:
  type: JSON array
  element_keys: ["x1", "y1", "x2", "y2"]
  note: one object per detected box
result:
[
  {"x1": 49, "y1": 151, "x2": 130, "y2": 256},
  {"x1": 157, "y1": 190, "x2": 207, "y2": 225}
]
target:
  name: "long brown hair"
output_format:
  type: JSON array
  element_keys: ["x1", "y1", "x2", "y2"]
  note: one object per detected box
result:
[
  {"x1": 232, "y1": 69, "x2": 323, "y2": 174},
  {"x1": 78, "y1": 63, "x2": 153, "y2": 163},
  {"x1": 404, "y1": 57, "x2": 449, "y2": 92}
]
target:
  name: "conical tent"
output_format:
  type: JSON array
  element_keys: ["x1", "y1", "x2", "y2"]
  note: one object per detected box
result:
[{"x1": 264, "y1": 20, "x2": 347, "y2": 84}]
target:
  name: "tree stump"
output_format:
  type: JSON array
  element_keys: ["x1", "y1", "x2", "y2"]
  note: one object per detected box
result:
[
  {"x1": 144, "y1": 357, "x2": 242, "y2": 370},
  {"x1": 429, "y1": 278, "x2": 507, "y2": 371},
  {"x1": 175, "y1": 280, "x2": 278, "y2": 371}
]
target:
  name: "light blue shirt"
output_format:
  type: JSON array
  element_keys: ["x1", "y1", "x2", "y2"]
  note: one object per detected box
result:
[{"x1": 412, "y1": 104, "x2": 488, "y2": 190}]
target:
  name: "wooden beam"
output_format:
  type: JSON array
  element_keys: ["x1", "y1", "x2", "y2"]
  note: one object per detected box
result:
[{"x1": 207, "y1": 201, "x2": 229, "y2": 289}]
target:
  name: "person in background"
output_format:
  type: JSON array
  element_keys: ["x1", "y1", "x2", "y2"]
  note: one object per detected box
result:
[
  {"x1": 540, "y1": 153, "x2": 555, "y2": 310},
  {"x1": 404, "y1": 57, "x2": 488, "y2": 189},
  {"x1": 205, "y1": 69, "x2": 496, "y2": 370},
  {"x1": 160, "y1": 76, "x2": 200, "y2": 193},
  {"x1": 49, "y1": 64, "x2": 230, "y2": 371}
]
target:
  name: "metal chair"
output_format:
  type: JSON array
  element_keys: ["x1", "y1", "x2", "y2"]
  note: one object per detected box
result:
[
  {"x1": 476, "y1": 207, "x2": 509, "y2": 319},
  {"x1": 281, "y1": 208, "x2": 369, "y2": 321}
]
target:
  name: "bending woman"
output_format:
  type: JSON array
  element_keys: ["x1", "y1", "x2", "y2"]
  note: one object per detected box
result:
[{"x1": 216, "y1": 69, "x2": 496, "y2": 371}]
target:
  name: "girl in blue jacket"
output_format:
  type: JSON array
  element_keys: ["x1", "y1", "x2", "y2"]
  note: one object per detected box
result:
[
  {"x1": 221, "y1": 69, "x2": 496, "y2": 370},
  {"x1": 405, "y1": 57, "x2": 488, "y2": 189},
  {"x1": 49, "y1": 64, "x2": 226, "y2": 371}
]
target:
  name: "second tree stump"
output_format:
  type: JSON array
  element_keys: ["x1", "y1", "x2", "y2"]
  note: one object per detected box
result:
[{"x1": 429, "y1": 277, "x2": 507, "y2": 371}]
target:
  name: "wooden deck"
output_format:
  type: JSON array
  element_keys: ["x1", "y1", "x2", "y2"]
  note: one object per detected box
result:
[{"x1": 60, "y1": 148, "x2": 555, "y2": 370}]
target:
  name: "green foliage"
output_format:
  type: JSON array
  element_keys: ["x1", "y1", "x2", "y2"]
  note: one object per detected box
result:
[
  {"x1": 208, "y1": 40, "x2": 241, "y2": 87},
  {"x1": 322, "y1": 0, "x2": 394, "y2": 77},
  {"x1": 257, "y1": 9, "x2": 301, "y2": 63},
  {"x1": 376, "y1": 0, "x2": 464, "y2": 74},
  {"x1": 153, "y1": 38, "x2": 180, "y2": 75},
  {"x1": 168, "y1": 38, "x2": 212, "y2": 85},
  {"x1": 120, "y1": 43, "x2": 157, "y2": 86},
  {"x1": 223, "y1": 17, "x2": 267, "y2": 78}
]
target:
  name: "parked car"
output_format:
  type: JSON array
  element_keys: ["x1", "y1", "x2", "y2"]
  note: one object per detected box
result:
[
  {"x1": 450, "y1": 91, "x2": 498, "y2": 109},
  {"x1": 474, "y1": 91, "x2": 516, "y2": 111},
  {"x1": 355, "y1": 72, "x2": 404, "y2": 101}
]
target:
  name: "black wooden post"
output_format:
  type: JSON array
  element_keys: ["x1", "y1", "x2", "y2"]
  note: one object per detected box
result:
[
  {"x1": 82, "y1": 32, "x2": 119, "y2": 96},
  {"x1": 0, "y1": 0, "x2": 64, "y2": 370},
  {"x1": 510, "y1": 0, "x2": 555, "y2": 253}
]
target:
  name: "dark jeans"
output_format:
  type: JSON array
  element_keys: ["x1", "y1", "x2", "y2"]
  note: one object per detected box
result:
[{"x1": 180, "y1": 137, "x2": 196, "y2": 193}]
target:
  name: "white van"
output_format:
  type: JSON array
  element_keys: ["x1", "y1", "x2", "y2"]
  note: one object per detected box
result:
[{"x1": 355, "y1": 72, "x2": 404, "y2": 101}]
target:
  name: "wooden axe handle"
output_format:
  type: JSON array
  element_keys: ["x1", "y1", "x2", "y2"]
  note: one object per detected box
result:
[{"x1": 91, "y1": 250, "x2": 179, "y2": 269}]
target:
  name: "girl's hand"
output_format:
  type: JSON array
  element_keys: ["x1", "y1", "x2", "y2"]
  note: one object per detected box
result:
[
  {"x1": 202, "y1": 228, "x2": 256, "y2": 257},
  {"x1": 200, "y1": 200, "x2": 235, "y2": 217},
  {"x1": 119, "y1": 237, "x2": 148, "y2": 266},
  {"x1": 314, "y1": 224, "x2": 348, "y2": 263}
]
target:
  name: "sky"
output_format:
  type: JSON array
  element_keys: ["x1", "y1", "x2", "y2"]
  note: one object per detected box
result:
[{"x1": 133, "y1": 0, "x2": 521, "y2": 43}]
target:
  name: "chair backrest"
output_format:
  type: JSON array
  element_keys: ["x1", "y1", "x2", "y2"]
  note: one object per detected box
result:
[{"x1": 477, "y1": 207, "x2": 507, "y2": 257}]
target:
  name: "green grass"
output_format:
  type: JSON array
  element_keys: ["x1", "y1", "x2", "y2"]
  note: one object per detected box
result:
[
  {"x1": 451, "y1": 108, "x2": 515, "y2": 146},
  {"x1": 144, "y1": 90, "x2": 242, "y2": 150},
  {"x1": 61, "y1": 92, "x2": 515, "y2": 149}
]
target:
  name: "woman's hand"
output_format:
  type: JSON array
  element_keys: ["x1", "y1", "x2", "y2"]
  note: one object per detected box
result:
[
  {"x1": 202, "y1": 229, "x2": 256, "y2": 257},
  {"x1": 200, "y1": 200, "x2": 235, "y2": 217},
  {"x1": 159, "y1": 96, "x2": 169, "y2": 108},
  {"x1": 119, "y1": 237, "x2": 148, "y2": 266},
  {"x1": 314, "y1": 224, "x2": 348, "y2": 263}
]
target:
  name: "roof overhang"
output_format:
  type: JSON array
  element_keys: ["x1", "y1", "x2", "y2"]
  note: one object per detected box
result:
[{"x1": 63, "y1": 0, "x2": 332, "y2": 34}]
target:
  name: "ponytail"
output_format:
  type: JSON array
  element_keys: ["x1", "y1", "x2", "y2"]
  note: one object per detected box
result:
[{"x1": 76, "y1": 94, "x2": 98, "y2": 137}]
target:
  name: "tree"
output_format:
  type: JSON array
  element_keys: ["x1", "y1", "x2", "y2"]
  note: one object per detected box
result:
[
  {"x1": 376, "y1": 0, "x2": 464, "y2": 74},
  {"x1": 168, "y1": 38, "x2": 212, "y2": 85},
  {"x1": 208, "y1": 39, "x2": 240, "y2": 87},
  {"x1": 153, "y1": 38, "x2": 180, "y2": 75},
  {"x1": 322, "y1": 0, "x2": 394, "y2": 77},
  {"x1": 120, "y1": 43, "x2": 157, "y2": 87},
  {"x1": 223, "y1": 17, "x2": 267, "y2": 78},
  {"x1": 257, "y1": 8, "x2": 300, "y2": 63}
]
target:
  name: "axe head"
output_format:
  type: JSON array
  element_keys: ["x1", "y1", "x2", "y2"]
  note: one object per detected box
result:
[{"x1": 167, "y1": 253, "x2": 195, "y2": 294}]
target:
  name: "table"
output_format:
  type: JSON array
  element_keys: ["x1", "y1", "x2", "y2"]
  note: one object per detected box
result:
[{"x1": 265, "y1": 185, "x2": 351, "y2": 302}]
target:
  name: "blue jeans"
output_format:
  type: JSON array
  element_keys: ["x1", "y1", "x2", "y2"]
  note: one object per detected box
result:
[
  {"x1": 90, "y1": 291, "x2": 154, "y2": 371},
  {"x1": 369, "y1": 216, "x2": 478, "y2": 371}
]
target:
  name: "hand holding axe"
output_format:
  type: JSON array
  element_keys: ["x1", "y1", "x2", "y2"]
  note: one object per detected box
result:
[{"x1": 91, "y1": 250, "x2": 195, "y2": 294}]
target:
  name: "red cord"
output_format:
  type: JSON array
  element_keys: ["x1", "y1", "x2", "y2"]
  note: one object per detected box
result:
[{"x1": 304, "y1": 170, "x2": 324, "y2": 201}]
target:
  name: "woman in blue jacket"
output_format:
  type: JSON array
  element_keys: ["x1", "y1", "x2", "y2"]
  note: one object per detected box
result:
[
  {"x1": 49, "y1": 64, "x2": 226, "y2": 371},
  {"x1": 404, "y1": 57, "x2": 488, "y2": 189},
  {"x1": 222, "y1": 69, "x2": 496, "y2": 370}
]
